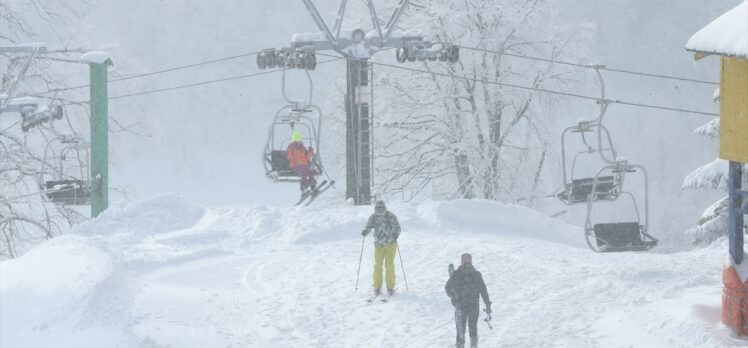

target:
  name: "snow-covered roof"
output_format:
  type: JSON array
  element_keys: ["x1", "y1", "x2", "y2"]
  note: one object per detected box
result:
[{"x1": 685, "y1": 1, "x2": 748, "y2": 58}]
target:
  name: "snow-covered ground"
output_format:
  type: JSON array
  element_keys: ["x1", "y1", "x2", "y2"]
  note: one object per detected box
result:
[{"x1": 0, "y1": 196, "x2": 741, "y2": 347}]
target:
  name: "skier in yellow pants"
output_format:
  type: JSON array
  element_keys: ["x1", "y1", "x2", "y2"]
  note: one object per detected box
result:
[
  {"x1": 373, "y1": 242, "x2": 398, "y2": 291},
  {"x1": 362, "y1": 200, "x2": 401, "y2": 299}
]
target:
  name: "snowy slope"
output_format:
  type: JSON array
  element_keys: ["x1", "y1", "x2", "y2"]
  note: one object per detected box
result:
[{"x1": 0, "y1": 196, "x2": 738, "y2": 347}]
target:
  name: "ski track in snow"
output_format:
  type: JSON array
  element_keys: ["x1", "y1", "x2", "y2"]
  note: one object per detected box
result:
[{"x1": 0, "y1": 196, "x2": 744, "y2": 347}]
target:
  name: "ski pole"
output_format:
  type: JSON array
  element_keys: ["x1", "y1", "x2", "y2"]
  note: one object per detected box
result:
[
  {"x1": 355, "y1": 235, "x2": 365, "y2": 291},
  {"x1": 397, "y1": 242, "x2": 409, "y2": 291}
]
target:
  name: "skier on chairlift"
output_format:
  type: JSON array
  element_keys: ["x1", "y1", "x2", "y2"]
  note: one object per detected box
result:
[{"x1": 287, "y1": 131, "x2": 317, "y2": 194}]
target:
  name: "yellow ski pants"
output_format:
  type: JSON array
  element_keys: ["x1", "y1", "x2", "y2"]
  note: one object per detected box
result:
[{"x1": 373, "y1": 242, "x2": 397, "y2": 290}]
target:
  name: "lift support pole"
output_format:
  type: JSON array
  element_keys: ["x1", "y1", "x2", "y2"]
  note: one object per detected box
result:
[
  {"x1": 82, "y1": 52, "x2": 113, "y2": 218},
  {"x1": 346, "y1": 59, "x2": 373, "y2": 205},
  {"x1": 729, "y1": 161, "x2": 746, "y2": 264},
  {"x1": 269, "y1": 0, "x2": 454, "y2": 205}
]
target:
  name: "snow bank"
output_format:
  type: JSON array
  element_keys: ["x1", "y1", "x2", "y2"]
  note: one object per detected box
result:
[
  {"x1": 417, "y1": 199, "x2": 586, "y2": 248},
  {"x1": 0, "y1": 195, "x2": 735, "y2": 347},
  {"x1": 686, "y1": 1, "x2": 748, "y2": 58},
  {"x1": 0, "y1": 194, "x2": 208, "y2": 347},
  {"x1": 74, "y1": 194, "x2": 204, "y2": 238},
  {"x1": 0, "y1": 236, "x2": 116, "y2": 347}
]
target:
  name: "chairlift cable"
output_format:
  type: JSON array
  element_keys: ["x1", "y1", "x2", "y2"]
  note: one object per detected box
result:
[
  {"x1": 0, "y1": 120, "x2": 22, "y2": 135},
  {"x1": 312, "y1": 52, "x2": 719, "y2": 117},
  {"x1": 454, "y1": 45, "x2": 719, "y2": 86},
  {"x1": 57, "y1": 57, "x2": 342, "y2": 106},
  {"x1": 29, "y1": 50, "x2": 265, "y2": 97}
]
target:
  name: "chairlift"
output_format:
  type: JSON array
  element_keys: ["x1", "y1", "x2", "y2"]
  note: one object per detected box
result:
[
  {"x1": 39, "y1": 135, "x2": 91, "y2": 205},
  {"x1": 0, "y1": 96, "x2": 63, "y2": 132},
  {"x1": 557, "y1": 69, "x2": 621, "y2": 205},
  {"x1": 262, "y1": 65, "x2": 329, "y2": 184},
  {"x1": 583, "y1": 163, "x2": 658, "y2": 252},
  {"x1": 263, "y1": 104, "x2": 324, "y2": 182},
  {"x1": 557, "y1": 120, "x2": 622, "y2": 204},
  {"x1": 556, "y1": 68, "x2": 657, "y2": 252}
]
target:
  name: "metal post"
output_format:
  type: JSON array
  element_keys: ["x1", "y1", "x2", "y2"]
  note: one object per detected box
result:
[
  {"x1": 281, "y1": 0, "x2": 454, "y2": 205},
  {"x1": 729, "y1": 161, "x2": 744, "y2": 264},
  {"x1": 346, "y1": 58, "x2": 372, "y2": 205},
  {"x1": 86, "y1": 55, "x2": 112, "y2": 217}
]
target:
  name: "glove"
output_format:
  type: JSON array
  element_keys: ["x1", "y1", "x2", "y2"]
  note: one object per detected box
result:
[
  {"x1": 361, "y1": 229, "x2": 369, "y2": 236},
  {"x1": 307, "y1": 146, "x2": 314, "y2": 152},
  {"x1": 485, "y1": 302, "x2": 492, "y2": 314}
]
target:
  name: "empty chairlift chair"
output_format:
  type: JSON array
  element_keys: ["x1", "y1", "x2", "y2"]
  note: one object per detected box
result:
[
  {"x1": 583, "y1": 164, "x2": 658, "y2": 252},
  {"x1": 557, "y1": 121, "x2": 622, "y2": 205},
  {"x1": 39, "y1": 135, "x2": 91, "y2": 205}
]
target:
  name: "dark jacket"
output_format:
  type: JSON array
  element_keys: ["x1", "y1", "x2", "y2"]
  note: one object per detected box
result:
[{"x1": 445, "y1": 264, "x2": 491, "y2": 311}]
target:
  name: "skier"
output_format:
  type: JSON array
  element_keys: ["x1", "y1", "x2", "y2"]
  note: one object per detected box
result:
[
  {"x1": 361, "y1": 200, "x2": 401, "y2": 299},
  {"x1": 445, "y1": 253, "x2": 492, "y2": 348},
  {"x1": 286, "y1": 131, "x2": 317, "y2": 193}
]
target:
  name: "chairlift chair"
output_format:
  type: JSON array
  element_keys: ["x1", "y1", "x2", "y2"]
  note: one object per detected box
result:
[
  {"x1": 39, "y1": 135, "x2": 91, "y2": 205},
  {"x1": 263, "y1": 104, "x2": 325, "y2": 182},
  {"x1": 583, "y1": 164, "x2": 658, "y2": 252},
  {"x1": 557, "y1": 121, "x2": 622, "y2": 205}
]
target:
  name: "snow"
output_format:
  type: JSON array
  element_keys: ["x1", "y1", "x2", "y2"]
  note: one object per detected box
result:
[
  {"x1": 683, "y1": 158, "x2": 729, "y2": 191},
  {"x1": 80, "y1": 51, "x2": 113, "y2": 64},
  {"x1": 1, "y1": 195, "x2": 739, "y2": 347},
  {"x1": 291, "y1": 32, "x2": 329, "y2": 43},
  {"x1": 416, "y1": 199, "x2": 585, "y2": 248},
  {"x1": 386, "y1": 29, "x2": 422, "y2": 39},
  {"x1": 3, "y1": 96, "x2": 44, "y2": 106},
  {"x1": 0, "y1": 42, "x2": 47, "y2": 53},
  {"x1": 695, "y1": 118, "x2": 720, "y2": 139},
  {"x1": 291, "y1": 29, "x2": 421, "y2": 43},
  {"x1": 686, "y1": 1, "x2": 748, "y2": 58}
]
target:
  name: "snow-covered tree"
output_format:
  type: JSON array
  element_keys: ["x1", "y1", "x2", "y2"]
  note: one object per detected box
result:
[
  {"x1": 372, "y1": 0, "x2": 578, "y2": 203},
  {"x1": 0, "y1": 0, "x2": 118, "y2": 259},
  {"x1": 682, "y1": 91, "x2": 747, "y2": 245}
]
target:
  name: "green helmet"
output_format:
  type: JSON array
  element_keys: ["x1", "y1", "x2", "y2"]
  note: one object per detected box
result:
[{"x1": 292, "y1": 131, "x2": 302, "y2": 142}]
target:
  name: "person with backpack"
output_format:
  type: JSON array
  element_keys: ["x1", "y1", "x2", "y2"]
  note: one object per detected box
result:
[
  {"x1": 445, "y1": 253, "x2": 492, "y2": 348},
  {"x1": 361, "y1": 200, "x2": 401, "y2": 300}
]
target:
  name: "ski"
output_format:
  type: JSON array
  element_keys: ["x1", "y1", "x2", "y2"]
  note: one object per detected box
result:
[
  {"x1": 366, "y1": 293, "x2": 380, "y2": 303},
  {"x1": 294, "y1": 180, "x2": 327, "y2": 206},
  {"x1": 304, "y1": 180, "x2": 335, "y2": 206},
  {"x1": 294, "y1": 192, "x2": 312, "y2": 206}
]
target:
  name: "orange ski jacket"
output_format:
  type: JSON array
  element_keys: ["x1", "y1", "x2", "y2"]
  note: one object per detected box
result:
[{"x1": 287, "y1": 141, "x2": 314, "y2": 167}]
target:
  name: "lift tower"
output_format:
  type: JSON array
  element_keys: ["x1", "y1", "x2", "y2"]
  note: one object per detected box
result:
[{"x1": 257, "y1": 0, "x2": 459, "y2": 205}]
